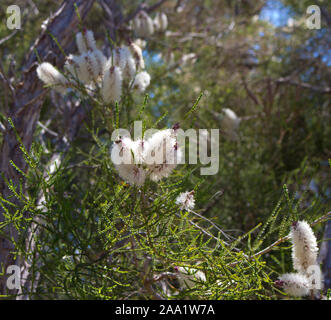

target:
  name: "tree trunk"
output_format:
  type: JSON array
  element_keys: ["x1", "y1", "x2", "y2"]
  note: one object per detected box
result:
[
  {"x1": 0, "y1": 0, "x2": 95, "y2": 296},
  {"x1": 318, "y1": 220, "x2": 331, "y2": 292}
]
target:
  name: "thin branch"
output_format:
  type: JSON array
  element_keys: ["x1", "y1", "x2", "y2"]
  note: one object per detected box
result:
[
  {"x1": 0, "y1": 30, "x2": 19, "y2": 46},
  {"x1": 276, "y1": 77, "x2": 331, "y2": 94}
]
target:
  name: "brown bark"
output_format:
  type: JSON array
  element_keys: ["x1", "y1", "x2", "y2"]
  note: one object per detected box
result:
[
  {"x1": 0, "y1": 0, "x2": 95, "y2": 296},
  {"x1": 318, "y1": 221, "x2": 331, "y2": 292}
]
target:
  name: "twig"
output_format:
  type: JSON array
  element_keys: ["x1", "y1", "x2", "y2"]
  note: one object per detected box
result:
[
  {"x1": 0, "y1": 30, "x2": 19, "y2": 46},
  {"x1": 37, "y1": 121, "x2": 58, "y2": 137}
]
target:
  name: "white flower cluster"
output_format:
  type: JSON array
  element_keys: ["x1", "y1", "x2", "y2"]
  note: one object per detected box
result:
[
  {"x1": 290, "y1": 220, "x2": 319, "y2": 274},
  {"x1": 133, "y1": 11, "x2": 168, "y2": 38},
  {"x1": 111, "y1": 128, "x2": 183, "y2": 186},
  {"x1": 36, "y1": 29, "x2": 151, "y2": 102},
  {"x1": 175, "y1": 191, "x2": 195, "y2": 210},
  {"x1": 275, "y1": 273, "x2": 310, "y2": 297},
  {"x1": 221, "y1": 108, "x2": 241, "y2": 140},
  {"x1": 276, "y1": 221, "x2": 322, "y2": 297}
]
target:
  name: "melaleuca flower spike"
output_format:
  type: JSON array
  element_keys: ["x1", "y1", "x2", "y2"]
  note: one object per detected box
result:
[
  {"x1": 134, "y1": 11, "x2": 154, "y2": 38},
  {"x1": 111, "y1": 137, "x2": 147, "y2": 186},
  {"x1": 275, "y1": 273, "x2": 310, "y2": 297},
  {"x1": 290, "y1": 220, "x2": 319, "y2": 275},
  {"x1": 143, "y1": 128, "x2": 183, "y2": 181},
  {"x1": 154, "y1": 12, "x2": 168, "y2": 31},
  {"x1": 76, "y1": 29, "x2": 97, "y2": 54},
  {"x1": 221, "y1": 108, "x2": 241, "y2": 140},
  {"x1": 111, "y1": 46, "x2": 136, "y2": 81},
  {"x1": 112, "y1": 47, "x2": 131, "y2": 70},
  {"x1": 76, "y1": 32, "x2": 88, "y2": 54},
  {"x1": 64, "y1": 54, "x2": 81, "y2": 79},
  {"x1": 129, "y1": 41, "x2": 145, "y2": 70},
  {"x1": 101, "y1": 65, "x2": 123, "y2": 103},
  {"x1": 132, "y1": 71, "x2": 151, "y2": 92},
  {"x1": 176, "y1": 191, "x2": 195, "y2": 210},
  {"x1": 93, "y1": 49, "x2": 108, "y2": 76},
  {"x1": 85, "y1": 29, "x2": 97, "y2": 51},
  {"x1": 37, "y1": 62, "x2": 68, "y2": 94}
]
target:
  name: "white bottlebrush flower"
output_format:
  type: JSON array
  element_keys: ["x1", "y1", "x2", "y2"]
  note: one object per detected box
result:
[
  {"x1": 176, "y1": 191, "x2": 195, "y2": 210},
  {"x1": 134, "y1": 12, "x2": 154, "y2": 38},
  {"x1": 93, "y1": 49, "x2": 108, "y2": 76},
  {"x1": 111, "y1": 137, "x2": 136, "y2": 165},
  {"x1": 66, "y1": 52, "x2": 99, "y2": 84},
  {"x1": 36, "y1": 62, "x2": 68, "y2": 94},
  {"x1": 64, "y1": 54, "x2": 81, "y2": 79},
  {"x1": 76, "y1": 29, "x2": 97, "y2": 54},
  {"x1": 221, "y1": 108, "x2": 241, "y2": 140},
  {"x1": 112, "y1": 46, "x2": 131, "y2": 70},
  {"x1": 111, "y1": 47, "x2": 137, "y2": 81},
  {"x1": 123, "y1": 55, "x2": 137, "y2": 81},
  {"x1": 115, "y1": 163, "x2": 146, "y2": 186},
  {"x1": 175, "y1": 266, "x2": 206, "y2": 289},
  {"x1": 134, "y1": 38, "x2": 147, "y2": 49},
  {"x1": 85, "y1": 29, "x2": 97, "y2": 51},
  {"x1": 153, "y1": 15, "x2": 160, "y2": 30},
  {"x1": 111, "y1": 137, "x2": 147, "y2": 186},
  {"x1": 179, "y1": 53, "x2": 197, "y2": 67},
  {"x1": 290, "y1": 221, "x2": 319, "y2": 275},
  {"x1": 132, "y1": 71, "x2": 151, "y2": 92},
  {"x1": 275, "y1": 273, "x2": 310, "y2": 297},
  {"x1": 129, "y1": 42, "x2": 145, "y2": 70},
  {"x1": 75, "y1": 32, "x2": 87, "y2": 54},
  {"x1": 143, "y1": 128, "x2": 183, "y2": 181},
  {"x1": 101, "y1": 65, "x2": 123, "y2": 103},
  {"x1": 154, "y1": 12, "x2": 168, "y2": 31}
]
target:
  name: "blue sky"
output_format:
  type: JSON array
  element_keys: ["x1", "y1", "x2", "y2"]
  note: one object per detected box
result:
[{"x1": 259, "y1": 0, "x2": 293, "y2": 27}]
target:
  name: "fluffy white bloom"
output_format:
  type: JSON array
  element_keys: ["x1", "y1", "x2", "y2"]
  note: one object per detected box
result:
[
  {"x1": 75, "y1": 32, "x2": 87, "y2": 54},
  {"x1": 111, "y1": 137, "x2": 137, "y2": 165},
  {"x1": 129, "y1": 42, "x2": 145, "y2": 70},
  {"x1": 276, "y1": 273, "x2": 310, "y2": 297},
  {"x1": 64, "y1": 54, "x2": 81, "y2": 79},
  {"x1": 134, "y1": 12, "x2": 154, "y2": 38},
  {"x1": 111, "y1": 137, "x2": 147, "y2": 186},
  {"x1": 112, "y1": 46, "x2": 131, "y2": 70},
  {"x1": 111, "y1": 128, "x2": 183, "y2": 184},
  {"x1": 134, "y1": 38, "x2": 147, "y2": 49},
  {"x1": 143, "y1": 128, "x2": 182, "y2": 181},
  {"x1": 76, "y1": 29, "x2": 97, "y2": 54},
  {"x1": 93, "y1": 49, "x2": 108, "y2": 75},
  {"x1": 85, "y1": 30, "x2": 97, "y2": 51},
  {"x1": 290, "y1": 221, "x2": 319, "y2": 275},
  {"x1": 154, "y1": 12, "x2": 168, "y2": 31},
  {"x1": 115, "y1": 164, "x2": 146, "y2": 186},
  {"x1": 37, "y1": 62, "x2": 68, "y2": 94},
  {"x1": 132, "y1": 71, "x2": 151, "y2": 92},
  {"x1": 123, "y1": 55, "x2": 137, "y2": 81},
  {"x1": 221, "y1": 108, "x2": 241, "y2": 140},
  {"x1": 101, "y1": 65, "x2": 123, "y2": 103},
  {"x1": 175, "y1": 266, "x2": 206, "y2": 289},
  {"x1": 176, "y1": 191, "x2": 195, "y2": 210},
  {"x1": 111, "y1": 47, "x2": 137, "y2": 81},
  {"x1": 221, "y1": 108, "x2": 241, "y2": 131},
  {"x1": 180, "y1": 53, "x2": 197, "y2": 67},
  {"x1": 66, "y1": 52, "x2": 101, "y2": 84}
]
